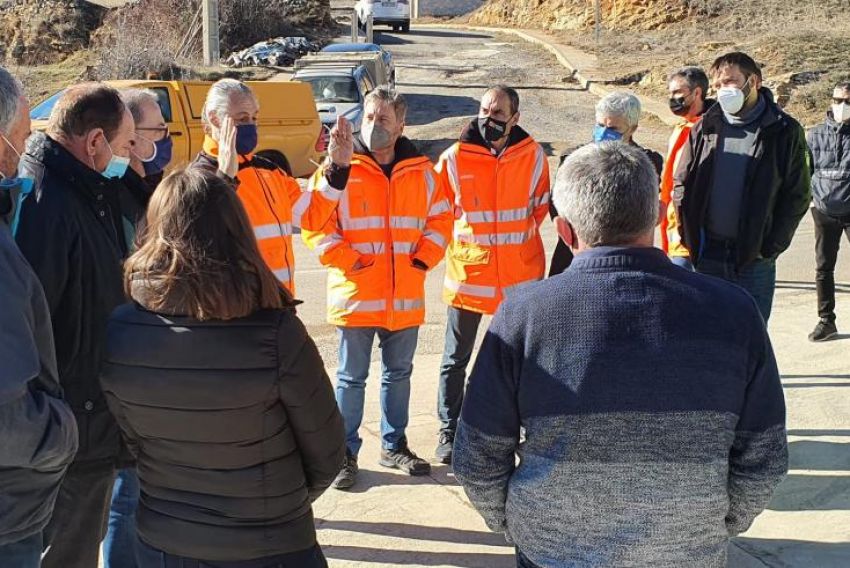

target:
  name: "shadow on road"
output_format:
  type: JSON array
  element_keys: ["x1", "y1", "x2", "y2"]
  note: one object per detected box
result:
[
  {"x1": 336, "y1": 467, "x2": 447, "y2": 494},
  {"x1": 404, "y1": 93, "x2": 479, "y2": 127},
  {"x1": 789, "y1": 440, "x2": 850, "y2": 470},
  {"x1": 775, "y1": 280, "x2": 850, "y2": 293},
  {"x1": 317, "y1": 520, "x2": 510, "y2": 547},
  {"x1": 733, "y1": 537, "x2": 850, "y2": 566},
  {"x1": 788, "y1": 429, "x2": 850, "y2": 436},
  {"x1": 782, "y1": 374, "x2": 850, "y2": 379},
  {"x1": 397, "y1": 81, "x2": 583, "y2": 92},
  {"x1": 404, "y1": 29, "x2": 494, "y2": 40},
  {"x1": 321, "y1": 545, "x2": 514, "y2": 567}
]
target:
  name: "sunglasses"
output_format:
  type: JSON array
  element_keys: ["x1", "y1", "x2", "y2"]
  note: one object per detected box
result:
[{"x1": 833, "y1": 98, "x2": 850, "y2": 105}]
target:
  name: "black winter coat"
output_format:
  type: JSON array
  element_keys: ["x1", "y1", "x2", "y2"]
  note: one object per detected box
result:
[
  {"x1": 807, "y1": 112, "x2": 850, "y2": 218},
  {"x1": 16, "y1": 133, "x2": 133, "y2": 465},
  {"x1": 673, "y1": 88, "x2": 812, "y2": 267},
  {"x1": 100, "y1": 294, "x2": 345, "y2": 561}
]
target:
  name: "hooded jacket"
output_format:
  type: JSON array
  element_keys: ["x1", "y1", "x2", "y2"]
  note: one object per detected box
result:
[
  {"x1": 673, "y1": 88, "x2": 812, "y2": 267},
  {"x1": 16, "y1": 132, "x2": 133, "y2": 465},
  {"x1": 303, "y1": 136, "x2": 453, "y2": 330},
  {"x1": 808, "y1": 111, "x2": 850, "y2": 218},
  {"x1": 436, "y1": 120, "x2": 550, "y2": 315},
  {"x1": 100, "y1": 277, "x2": 345, "y2": 560},
  {"x1": 0, "y1": 177, "x2": 77, "y2": 545}
]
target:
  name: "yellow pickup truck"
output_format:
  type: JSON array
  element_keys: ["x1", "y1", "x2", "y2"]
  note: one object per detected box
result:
[{"x1": 29, "y1": 79, "x2": 326, "y2": 178}]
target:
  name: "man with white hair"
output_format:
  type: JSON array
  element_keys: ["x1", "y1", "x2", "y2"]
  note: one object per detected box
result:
[
  {"x1": 548, "y1": 91, "x2": 663, "y2": 275},
  {"x1": 453, "y1": 142, "x2": 787, "y2": 567},
  {"x1": 0, "y1": 65, "x2": 77, "y2": 568}
]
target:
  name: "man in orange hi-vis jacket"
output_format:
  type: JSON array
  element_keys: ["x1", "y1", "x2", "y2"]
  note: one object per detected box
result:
[
  {"x1": 661, "y1": 67, "x2": 714, "y2": 270},
  {"x1": 303, "y1": 87, "x2": 453, "y2": 490},
  {"x1": 433, "y1": 86, "x2": 550, "y2": 464}
]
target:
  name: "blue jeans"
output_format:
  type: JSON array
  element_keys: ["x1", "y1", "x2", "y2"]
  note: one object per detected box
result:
[
  {"x1": 437, "y1": 306, "x2": 483, "y2": 433},
  {"x1": 336, "y1": 326, "x2": 419, "y2": 456},
  {"x1": 103, "y1": 468, "x2": 140, "y2": 567},
  {"x1": 0, "y1": 531, "x2": 42, "y2": 568},
  {"x1": 138, "y1": 538, "x2": 328, "y2": 567},
  {"x1": 696, "y1": 238, "x2": 777, "y2": 322}
]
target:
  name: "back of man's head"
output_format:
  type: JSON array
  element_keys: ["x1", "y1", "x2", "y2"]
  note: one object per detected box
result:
[
  {"x1": 553, "y1": 142, "x2": 659, "y2": 247},
  {"x1": 47, "y1": 83, "x2": 125, "y2": 142}
]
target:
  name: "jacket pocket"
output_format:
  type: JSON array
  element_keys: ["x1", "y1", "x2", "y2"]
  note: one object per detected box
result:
[{"x1": 450, "y1": 242, "x2": 491, "y2": 265}]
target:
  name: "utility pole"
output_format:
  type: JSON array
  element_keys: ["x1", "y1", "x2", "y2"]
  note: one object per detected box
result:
[
  {"x1": 203, "y1": 0, "x2": 220, "y2": 67},
  {"x1": 594, "y1": 0, "x2": 601, "y2": 44}
]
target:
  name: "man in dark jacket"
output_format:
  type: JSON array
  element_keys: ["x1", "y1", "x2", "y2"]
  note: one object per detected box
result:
[
  {"x1": 0, "y1": 66, "x2": 78, "y2": 568},
  {"x1": 549, "y1": 91, "x2": 663, "y2": 276},
  {"x1": 16, "y1": 83, "x2": 136, "y2": 568},
  {"x1": 806, "y1": 81, "x2": 850, "y2": 341},
  {"x1": 673, "y1": 52, "x2": 811, "y2": 322},
  {"x1": 454, "y1": 142, "x2": 787, "y2": 567}
]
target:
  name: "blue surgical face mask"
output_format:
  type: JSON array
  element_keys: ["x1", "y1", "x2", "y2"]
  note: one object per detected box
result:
[
  {"x1": 100, "y1": 139, "x2": 130, "y2": 179},
  {"x1": 136, "y1": 134, "x2": 173, "y2": 177},
  {"x1": 235, "y1": 123, "x2": 258, "y2": 155},
  {"x1": 592, "y1": 125, "x2": 623, "y2": 143}
]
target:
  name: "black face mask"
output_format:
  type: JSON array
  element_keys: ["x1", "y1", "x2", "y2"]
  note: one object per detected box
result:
[
  {"x1": 478, "y1": 116, "x2": 510, "y2": 143},
  {"x1": 669, "y1": 95, "x2": 691, "y2": 116}
]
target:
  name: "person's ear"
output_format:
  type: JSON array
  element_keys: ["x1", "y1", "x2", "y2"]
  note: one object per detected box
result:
[
  {"x1": 511, "y1": 111, "x2": 520, "y2": 127},
  {"x1": 555, "y1": 216, "x2": 577, "y2": 249},
  {"x1": 86, "y1": 128, "x2": 104, "y2": 158},
  {"x1": 209, "y1": 110, "x2": 222, "y2": 131}
]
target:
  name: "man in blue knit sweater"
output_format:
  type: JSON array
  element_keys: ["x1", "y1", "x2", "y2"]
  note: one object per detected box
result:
[{"x1": 453, "y1": 142, "x2": 788, "y2": 568}]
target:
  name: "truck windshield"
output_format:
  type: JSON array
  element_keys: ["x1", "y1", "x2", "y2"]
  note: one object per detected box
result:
[{"x1": 304, "y1": 78, "x2": 359, "y2": 103}]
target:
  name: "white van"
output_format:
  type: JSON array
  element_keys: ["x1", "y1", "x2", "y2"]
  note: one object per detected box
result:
[{"x1": 355, "y1": 0, "x2": 411, "y2": 33}]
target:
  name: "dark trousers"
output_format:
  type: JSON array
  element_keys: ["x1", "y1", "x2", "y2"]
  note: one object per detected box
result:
[
  {"x1": 0, "y1": 531, "x2": 43, "y2": 568},
  {"x1": 696, "y1": 237, "x2": 777, "y2": 323},
  {"x1": 42, "y1": 461, "x2": 116, "y2": 568},
  {"x1": 138, "y1": 539, "x2": 328, "y2": 568},
  {"x1": 437, "y1": 306, "x2": 483, "y2": 433},
  {"x1": 812, "y1": 207, "x2": 850, "y2": 322}
]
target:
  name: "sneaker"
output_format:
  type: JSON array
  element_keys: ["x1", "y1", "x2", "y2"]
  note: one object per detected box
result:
[
  {"x1": 808, "y1": 320, "x2": 838, "y2": 342},
  {"x1": 332, "y1": 452, "x2": 358, "y2": 490},
  {"x1": 379, "y1": 441, "x2": 431, "y2": 476},
  {"x1": 435, "y1": 430, "x2": 455, "y2": 465}
]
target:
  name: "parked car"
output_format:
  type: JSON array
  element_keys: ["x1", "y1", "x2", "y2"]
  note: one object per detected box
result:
[
  {"x1": 292, "y1": 64, "x2": 376, "y2": 135},
  {"x1": 320, "y1": 43, "x2": 395, "y2": 88},
  {"x1": 355, "y1": 0, "x2": 410, "y2": 33},
  {"x1": 29, "y1": 80, "x2": 325, "y2": 177}
]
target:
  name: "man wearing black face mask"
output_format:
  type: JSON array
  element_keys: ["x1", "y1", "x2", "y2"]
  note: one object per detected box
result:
[
  {"x1": 660, "y1": 66, "x2": 714, "y2": 270},
  {"x1": 432, "y1": 85, "x2": 550, "y2": 464},
  {"x1": 673, "y1": 52, "x2": 811, "y2": 322}
]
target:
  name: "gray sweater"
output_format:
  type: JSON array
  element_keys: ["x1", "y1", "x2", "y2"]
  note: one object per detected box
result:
[
  {"x1": 453, "y1": 246, "x2": 788, "y2": 567},
  {"x1": 0, "y1": 184, "x2": 77, "y2": 545}
]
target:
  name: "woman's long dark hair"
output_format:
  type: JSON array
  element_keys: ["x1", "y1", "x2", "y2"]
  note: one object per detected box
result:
[{"x1": 125, "y1": 167, "x2": 292, "y2": 320}]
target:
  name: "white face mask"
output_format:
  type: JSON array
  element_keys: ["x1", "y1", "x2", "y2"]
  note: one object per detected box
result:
[
  {"x1": 717, "y1": 76, "x2": 754, "y2": 115},
  {"x1": 832, "y1": 103, "x2": 850, "y2": 123}
]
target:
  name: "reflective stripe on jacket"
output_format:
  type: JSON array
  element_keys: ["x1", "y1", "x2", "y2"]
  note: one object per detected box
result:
[
  {"x1": 437, "y1": 123, "x2": 550, "y2": 315},
  {"x1": 660, "y1": 121, "x2": 695, "y2": 258},
  {"x1": 302, "y1": 138, "x2": 453, "y2": 330},
  {"x1": 198, "y1": 138, "x2": 342, "y2": 295}
]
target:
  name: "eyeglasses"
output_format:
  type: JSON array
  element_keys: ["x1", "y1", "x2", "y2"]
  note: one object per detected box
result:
[
  {"x1": 136, "y1": 126, "x2": 170, "y2": 140},
  {"x1": 832, "y1": 97, "x2": 850, "y2": 105}
]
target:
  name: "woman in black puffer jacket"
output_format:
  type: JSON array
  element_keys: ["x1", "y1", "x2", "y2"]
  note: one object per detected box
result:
[{"x1": 100, "y1": 167, "x2": 344, "y2": 567}]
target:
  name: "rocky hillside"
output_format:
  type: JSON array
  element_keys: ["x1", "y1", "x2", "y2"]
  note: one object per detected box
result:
[{"x1": 0, "y1": 0, "x2": 106, "y2": 65}]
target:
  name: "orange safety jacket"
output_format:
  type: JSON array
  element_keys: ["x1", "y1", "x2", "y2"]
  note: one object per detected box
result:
[
  {"x1": 660, "y1": 102, "x2": 713, "y2": 258},
  {"x1": 436, "y1": 123, "x2": 550, "y2": 315},
  {"x1": 197, "y1": 137, "x2": 342, "y2": 295},
  {"x1": 302, "y1": 138, "x2": 453, "y2": 330}
]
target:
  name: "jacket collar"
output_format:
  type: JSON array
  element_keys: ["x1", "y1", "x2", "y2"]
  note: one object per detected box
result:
[
  {"x1": 701, "y1": 88, "x2": 784, "y2": 135},
  {"x1": 27, "y1": 133, "x2": 124, "y2": 199},
  {"x1": 825, "y1": 112, "x2": 850, "y2": 134},
  {"x1": 352, "y1": 135, "x2": 427, "y2": 173},
  {"x1": 569, "y1": 246, "x2": 672, "y2": 272}
]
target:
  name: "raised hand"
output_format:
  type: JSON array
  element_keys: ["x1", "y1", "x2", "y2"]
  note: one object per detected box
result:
[
  {"x1": 328, "y1": 116, "x2": 354, "y2": 167},
  {"x1": 217, "y1": 115, "x2": 239, "y2": 179}
]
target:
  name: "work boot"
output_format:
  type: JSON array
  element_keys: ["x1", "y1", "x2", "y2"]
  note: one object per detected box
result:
[
  {"x1": 434, "y1": 430, "x2": 455, "y2": 465},
  {"x1": 332, "y1": 451, "x2": 358, "y2": 490},
  {"x1": 809, "y1": 319, "x2": 838, "y2": 342},
  {"x1": 379, "y1": 439, "x2": 431, "y2": 476}
]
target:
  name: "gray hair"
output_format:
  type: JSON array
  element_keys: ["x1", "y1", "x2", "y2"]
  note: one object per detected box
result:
[
  {"x1": 120, "y1": 88, "x2": 160, "y2": 124},
  {"x1": 364, "y1": 86, "x2": 407, "y2": 121},
  {"x1": 553, "y1": 142, "x2": 659, "y2": 246},
  {"x1": 201, "y1": 78, "x2": 255, "y2": 128},
  {"x1": 0, "y1": 66, "x2": 24, "y2": 135},
  {"x1": 596, "y1": 91, "x2": 641, "y2": 128}
]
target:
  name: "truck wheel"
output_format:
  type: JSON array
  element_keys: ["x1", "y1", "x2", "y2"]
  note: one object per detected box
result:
[
  {"x1": 255, "y1": 149, "x2": 292, "y2": 177},
  {"x1": 401, "y1": 20, "x2": 410, "y2": 33}
]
